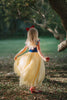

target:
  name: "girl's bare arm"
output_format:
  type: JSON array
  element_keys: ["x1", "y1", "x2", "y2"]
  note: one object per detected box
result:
[
  {"x1": 37, "y1": 41, "x2": 49, "y2": 62},
  {"x1": 14, "y1": 46, "x2": 28, "y2": 60}
]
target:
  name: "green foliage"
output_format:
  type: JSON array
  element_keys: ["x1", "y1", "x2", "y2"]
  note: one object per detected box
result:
[
  {"x1": 0, "y1": 0, "x2": 37, "y2": 38},
  {"x1": 0, "y1": 0, "x2": 65, "y2": 38}
]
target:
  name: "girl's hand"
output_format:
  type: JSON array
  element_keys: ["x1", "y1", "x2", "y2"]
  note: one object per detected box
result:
[
  {"x1": 14, "y1": 56, "x2": 17, "y2": 60},
  {"x1": 44, "y1": 57, "x2": 50, "y2": 62},
  {"x1": 45, "y1": 57, "x2": 50, "y2": 62}
]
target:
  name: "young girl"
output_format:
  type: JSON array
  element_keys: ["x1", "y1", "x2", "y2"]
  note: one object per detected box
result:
[{"x1": 14, "y1": 26, "x2": 49, "y2": 93}]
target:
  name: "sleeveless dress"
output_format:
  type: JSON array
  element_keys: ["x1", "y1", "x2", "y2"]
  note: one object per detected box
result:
[{"x1": 14, "y1": 40, "x2": 45, "y2": 87}]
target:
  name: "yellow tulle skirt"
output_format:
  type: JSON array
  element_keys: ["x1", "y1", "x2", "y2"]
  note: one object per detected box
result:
[{"x1": 14, "y1": 52, "x2": 45, "y2": 87}]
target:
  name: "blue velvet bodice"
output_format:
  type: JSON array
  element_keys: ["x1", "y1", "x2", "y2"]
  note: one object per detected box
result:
[{"x1": 29, "y1": 47, "x2": 38, "y2": 52}]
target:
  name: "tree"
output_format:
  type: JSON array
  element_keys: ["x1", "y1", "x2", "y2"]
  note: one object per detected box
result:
[
  {"x1": 0, "y1": 0, "x2": 67, "y2": 52},
  {"x1": 0, "y1": 0, "x2": 37, "y2": 37},
  {"x1": 48, "y1": 0, "x2": 67, "y2": 51},
  {"x1": 27, "y1": 0, "x2": 67, "y2": 51},
  {"x1": 28, "y1": 0, "x2": 65, "y2": 42}
]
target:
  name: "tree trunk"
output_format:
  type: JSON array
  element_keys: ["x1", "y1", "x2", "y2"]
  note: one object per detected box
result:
[
  {"x1": 48, "y1": 0, "x2": 67, "y2": 31},
  {"x1": 49, "y1": 0, "x2": 67, "y2": 51}
]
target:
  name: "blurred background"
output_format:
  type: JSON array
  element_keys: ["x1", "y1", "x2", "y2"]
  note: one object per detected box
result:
[
  {"x1": 0, "y1": 0, "x2": 67, "y2": 100},
  {"x1": 0, "y1": 0, "x2": 67, "y2": 56},
  {"x1": 0, "y1": 0, "x2": 66, "y2": 39}
]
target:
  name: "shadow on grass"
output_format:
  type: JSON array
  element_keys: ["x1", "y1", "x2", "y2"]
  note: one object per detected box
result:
[
  {"x1": 44, "y1": 78, "x2": 67, "y2": 87},
  {"x1": 46, "y1": 61, "x2": 67, "y2": 78},
  {"x1": 35, "y1": 91, "x2": 67, "y2": 100},
  {"x1": 42, "y1": 77, "x2": 67, "y2": 100}
]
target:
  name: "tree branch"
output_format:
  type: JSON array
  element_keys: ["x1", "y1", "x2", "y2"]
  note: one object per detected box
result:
[
  {"x1": 46, "y1": 27, "x2": 65, "y2": 42},
  {"x1": 30, "y1": 7, "x2": 46, "y2": 19},
  {"x1": 42, "y1": 0, "x2": 44, "y2": 5},
  {"x1": 58, "y1": 40, "x2": 67, "y2": 52},
  {"x1": 32, "y1": 18, "x2": 46, "y2": 28},
  {"x1": 58, "y1": 31, "x2": 67, "y2": 51}
]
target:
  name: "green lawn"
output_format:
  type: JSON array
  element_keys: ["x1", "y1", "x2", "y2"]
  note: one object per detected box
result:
[{"x1": 0, "y1": 37, "x2": 67, "y2": 57}]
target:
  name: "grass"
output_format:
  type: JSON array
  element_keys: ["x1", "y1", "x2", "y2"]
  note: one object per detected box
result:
[
  {"x1": 0, "y1": 37, "x2": 67, "y2": 100},
  {"x1": 0, "y1": 37, "x2": 67, "y2": 57}
]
